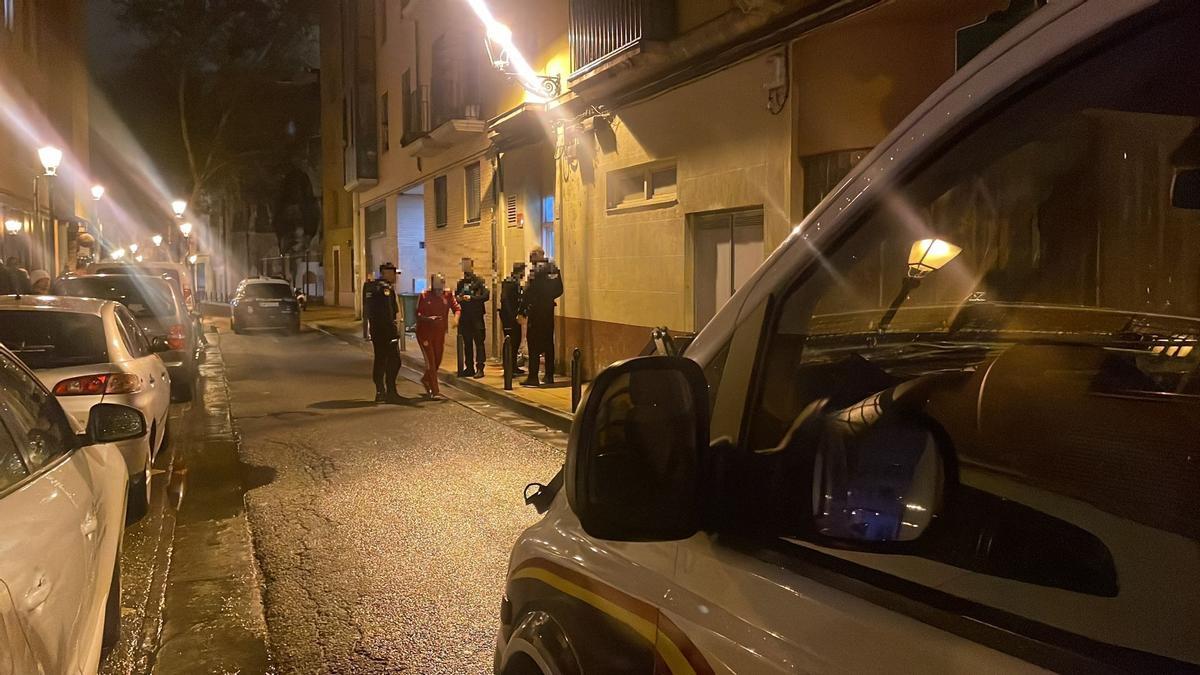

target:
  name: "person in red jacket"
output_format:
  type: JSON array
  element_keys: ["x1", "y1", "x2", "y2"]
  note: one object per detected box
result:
[{"x1": 415, "y1": 273, "x2": 461, "y2": 397}]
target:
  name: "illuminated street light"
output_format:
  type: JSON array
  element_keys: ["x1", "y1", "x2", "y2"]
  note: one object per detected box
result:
[
  {"x1": 151, "y1": 234, "x2": 163, "y2": 246},
  {"x1": 4, "y1": 219, "x2": 20, "y2": 235},
  {"x1": 171, "y1": 199, "x2": 187, "y2": 218},
  {"x1": 38, "y1": 146, "x2": 63, "y2": 176},
  {"x1": 129, "y1": 243, "x2": 139, "y2": 254},
  {"x1": 90, "y1": 185, "x2": 105, "y2": 201},
  {"x1": 111, "y1": 248, "x2": 126, "y2": 260},
  {"x1": 134, "y1": 254, "x2": 144, "y2": 262},
  {"x1": 466, "y1": 0, "x2": 555, "y2": 101},
  {"x1": 178, "y1": 221, "x2": 193, "y2": 237},
  {"x1": 187, "y1": 254, "x2": 198, "y2": 265}
]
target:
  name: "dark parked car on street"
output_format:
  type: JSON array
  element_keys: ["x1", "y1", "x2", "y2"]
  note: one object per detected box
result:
[{"x1": 231, "y1": 277, "x2": 301, "y2": 334}]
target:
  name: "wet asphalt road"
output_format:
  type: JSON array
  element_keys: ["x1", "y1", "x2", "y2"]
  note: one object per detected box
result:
[{"x1": 219, "y1": 321, "x2": 565, "y2": 673}]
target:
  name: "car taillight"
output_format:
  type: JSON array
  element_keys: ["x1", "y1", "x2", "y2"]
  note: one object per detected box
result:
[
  {"x1": 168, "y1": 324, "x2": 187, "y2": 350},
  {"x1": 53, "y1": 373, "x2": 142, "y2": 396}
]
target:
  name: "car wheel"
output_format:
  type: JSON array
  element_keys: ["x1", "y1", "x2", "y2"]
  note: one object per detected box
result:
[
  {"x1": 101, "y1": 559, "x2": 121, "y2": 656},
  {"x1": 126, "y1": 459, "x2": 151, "y2": 523}
]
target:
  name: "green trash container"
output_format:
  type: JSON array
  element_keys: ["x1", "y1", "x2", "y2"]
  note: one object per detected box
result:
[{"x1": 400, "y1": 292, "x2": 419, "y2": 332}]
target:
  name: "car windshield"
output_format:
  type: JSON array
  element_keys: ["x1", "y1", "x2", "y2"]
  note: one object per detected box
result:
[
  {"x1": 53, "y1": 277, "x2": 176, "y2": 319},
  {"x1": 0, "y1": 311, "x2": 108, "y2": 370},
  {"x1": 243, "y1": 283, "x2": 292, "y2": 299}
]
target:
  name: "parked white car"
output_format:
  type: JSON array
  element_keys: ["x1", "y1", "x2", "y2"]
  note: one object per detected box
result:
[
  {"x1": 0, "y1": 342, "x2": 146, "y2": 673},
  {"x1": 497, "y1": 1, "x2": 1200, "y2": 672},
  {"x1": 0, "y1": 295, "x2": 172, "y2": 519}
]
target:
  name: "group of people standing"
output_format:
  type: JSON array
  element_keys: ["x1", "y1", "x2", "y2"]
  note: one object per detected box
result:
[
  {"x1": 362, "y1": 247, "x2": 563, "y2": 401},
  {"x1": 0, "y1": 257, "x2": 51, "y2": 295}
]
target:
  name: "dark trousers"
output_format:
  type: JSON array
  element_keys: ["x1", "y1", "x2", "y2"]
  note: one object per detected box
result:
[
  {"x1": 459, "y1": 327, "x2": 485, "y2": 373},
  {"x1": 526, "y1": 324, "x2": 555, "y2": 384},
  {"x1": 371, "y1": 336, "x2": 401, "y2": 393},
  {"x1": 502, "y1": 321, "x2": 522, "y2": 370}
]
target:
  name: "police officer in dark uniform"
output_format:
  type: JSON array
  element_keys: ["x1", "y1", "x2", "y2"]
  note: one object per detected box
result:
[
  {"x1": 520, "y1": 247, "x2": 563, "y2": 387},
  {"x1": 363, "y1": 263, "x2": 402, "y2": 402},
  {"x1": 499, "y1": 262, "x2": 527, "y2": 376},
  {"x1": 454, "y1": 257, "x2": 490, "y2": 378}
]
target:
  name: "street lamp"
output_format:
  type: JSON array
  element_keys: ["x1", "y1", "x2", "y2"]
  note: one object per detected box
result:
[
  {"x1": 111, "y1": 247, "x2": 126, "y2": 260},
  {"x1": 129, "y1": 243, "x2": 139, "y2": 254},
  {"x1": 90, "y1": 185, "x2": 105, "y2": 201},
  {"x1": 151, "y1": 234, "x2": 163, "y2": 247},
  {"x1": 134, "y1": 254, "x2": 144, "y2": 263},
  {"x1": 4, "y1": 219, "x2": 20, "y2": 235},
  {"x1": 171, "y1": 200, "x2": 187, "y2": 218},
  {"x1": 178, "y1": 221, "x2": 193, "y2": 237},
  {"x1": 38, "y1": 146, "x2": 63, "y2": 176}
]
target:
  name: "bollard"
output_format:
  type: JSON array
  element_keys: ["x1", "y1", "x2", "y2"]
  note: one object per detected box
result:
[
  {"x1": 570, "y1": 347, "x2": 582, "y2": 412},
  {"x1": 502, "y1": 334, "x2": 513, "y2": 391}
]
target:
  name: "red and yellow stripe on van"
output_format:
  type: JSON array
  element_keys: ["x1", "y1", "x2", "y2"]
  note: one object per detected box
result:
[{"x1": 511, "y1": 559, "x2": 714, "y2": 674}]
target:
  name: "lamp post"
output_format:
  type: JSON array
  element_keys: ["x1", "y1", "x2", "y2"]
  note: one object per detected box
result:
[
  {"x1": 178, "y1": 221, "x2": 192, "y2": 264},
  {"x1": 35, "y1": 146, "x2": 62, "y2": 272},
  {"x1": 90, "y1": 185, "x2": 105, "y2": 261},
  {"x1": 170, "y1": 199, "x2": 186, "y2": 262}
]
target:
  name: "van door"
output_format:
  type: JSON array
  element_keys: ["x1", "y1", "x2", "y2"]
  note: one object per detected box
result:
[
  {"x1": 0, "y1": 354, "x2": 100, "y2": 674},
  {"x1": 672, "y1": 5, "x2": 1200, "y2": 671}
]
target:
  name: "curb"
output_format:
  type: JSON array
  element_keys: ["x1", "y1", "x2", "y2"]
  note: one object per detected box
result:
[{"x1": 307, "y1": 319, "x2": 575, "y2": 434}]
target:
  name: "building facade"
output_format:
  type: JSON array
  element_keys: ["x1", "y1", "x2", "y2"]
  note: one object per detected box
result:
[
  {"x1": 328, "y1": 0, "x2": 1013, "y2": 376},
  {"x1": 0, "y1": 0, "x2": 91, "y2": 275}
]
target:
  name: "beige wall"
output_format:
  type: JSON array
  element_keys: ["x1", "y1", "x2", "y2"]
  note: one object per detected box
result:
[
  {"x1": 320, "y1": 0, "x2": 355, "y2": 305},
  {"x1": 562, "y1": 52, "x2": 794, "y2": 338}
]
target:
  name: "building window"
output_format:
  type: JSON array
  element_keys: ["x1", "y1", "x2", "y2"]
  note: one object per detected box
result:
[
  {"x1": 380, "y1": 92, "x2": 390, "y2": 153},
  {"x1": 434, "y1": 175, "x2": 448, "y2": 228},
  {"x1": 365, "y1": 202, "x2": 386, "y2": 238},
  {"x1": 606, "y1": 162, "x2": 678, "y2": 211},
  {"x1": 801, "y1": 149, "x2": 869, "y2": 214},
  {"x1": 464, "y1": 163, "x2": 481, "y2": 224},
  {"x1": 542, "y1": 195, "x2": 555, "y2": 224}
]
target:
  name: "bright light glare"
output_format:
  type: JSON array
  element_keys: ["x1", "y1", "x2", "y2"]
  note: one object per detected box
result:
[
  {"x1": 38, "y1": 145, "x2": 63, "y2": 175},
  {"x1": 111, "y1": 248, "x2": 126, "y2": 260},
  {"x1": 91, "y1": 184, "x2": 105, "y2": 200},
  {"x1": 171, "y1": 199, "x2": 187, "y2": 217},
  {"x1": 187, "y1": 254, "x2": 198, "y2": 265},
  {"x1": 129, "y1": 243, "x2": 139, "y2": 253},
  {"x1": 134, "y1": 254, "x2": 144, "y2": 262},
  {"x1": 179, "y1": 221, "x2": 193, "y2": 236},
  {"x1": 908, "y1": 238, "x2": 962, "y2": 278},
  {"x1": 464, "y1": 0, "x2": 547, "y2": 102},
  {"x1": 151, "y1": 234, "x2": 163, "y2": 246},
  {"x1": 4, "y1": 219, "x2": 21, "y2": 235}
]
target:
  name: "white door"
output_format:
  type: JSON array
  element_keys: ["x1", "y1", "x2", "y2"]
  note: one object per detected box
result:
[
  {"x1": 692, "y1": 209, "x2": 765, "y2": 330},
  {"x1": 0, "y1": 354, "x2": 101, "y2": 673}
]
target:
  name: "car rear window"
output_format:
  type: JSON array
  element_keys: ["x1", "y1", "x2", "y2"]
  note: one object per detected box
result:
[
  {"x1": 0, "y1": 311, "x2": 108, "y2": 369},
  {"x1": 243, "y1": 283, "x2": 292, "y2": 299},
  {"x1": 53, "y1": 277, "x2": 176, "y2": 319}
]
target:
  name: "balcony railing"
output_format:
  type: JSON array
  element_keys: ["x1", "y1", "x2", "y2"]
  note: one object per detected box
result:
[
  {"x1": 569, "y1": 0, "x2": 675, "y2": 76},
  {"x1": 401, "y1": 84, "x2": 430, "y2": 146}
]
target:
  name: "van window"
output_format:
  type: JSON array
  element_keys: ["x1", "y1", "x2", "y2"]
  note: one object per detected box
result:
[{"x1": 744, "y1": 7, "x2": 1200, "y2": 667}]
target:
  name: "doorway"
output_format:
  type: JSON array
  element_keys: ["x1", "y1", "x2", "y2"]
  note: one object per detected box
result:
[
  {"x1": 692, "y1": 207, "x2": 765, "y2": 329},
  {"x1": 332, "y1": 246, "x2": 342, "y2": 305},
  {"x1": 396, "y1": 186, "x2": 426, "y2": 293}
]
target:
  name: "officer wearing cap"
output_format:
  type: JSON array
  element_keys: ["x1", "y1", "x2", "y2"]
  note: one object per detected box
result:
[{"x1": 363, "y1": 263, "x2": 402, "y2": 403}]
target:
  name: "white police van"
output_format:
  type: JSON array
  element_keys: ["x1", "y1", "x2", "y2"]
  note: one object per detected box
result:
[{"x1": 495, "y1": 1, "x2": 1200, "y2": 672}]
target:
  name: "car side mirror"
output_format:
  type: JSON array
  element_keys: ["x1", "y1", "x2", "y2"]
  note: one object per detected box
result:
[
  {"x1": 86, "y1": 403, "x2": 147, "y2": 444},
  {"x1": 1171, "y1": 168, "x2": 1200, "y2": 209},
  {"x1": 150, "y1": 336, "x2": 171, "y2": 353},
  {"x1": 565, "y1": 356, "x2": 709, "y2": 541}
]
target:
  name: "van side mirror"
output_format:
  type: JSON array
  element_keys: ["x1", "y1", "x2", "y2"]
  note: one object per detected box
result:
[
  {"x1": 565, "y1": 356, "x2": 709, "y2": 541},
  {"x1": 150, "y1": 336, "x2": 171, "y2": 353},
  {"x1": 1171, "y1": 168, "x2": 1200, "y2": 209},
  {"x1": 86, "y1": 403, "x2": 147, "y2": 444}
]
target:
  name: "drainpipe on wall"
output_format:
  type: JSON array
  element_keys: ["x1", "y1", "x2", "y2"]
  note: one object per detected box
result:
[{"x1": 490, "y1": 151, "x2": 503, "y2": 358}]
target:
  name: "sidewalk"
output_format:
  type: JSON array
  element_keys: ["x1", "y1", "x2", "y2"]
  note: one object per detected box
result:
[{"x1": 301, "y1": 304, "x2": 575, "y2": 433}]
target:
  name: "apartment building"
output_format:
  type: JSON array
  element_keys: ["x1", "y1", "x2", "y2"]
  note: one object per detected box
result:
[
  {"x1": 0, "y1": 0, "x2": 91, "y2": 275},
  {"x1": 328, "y1": 0, "x2": 1016, "y2": 376}
]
